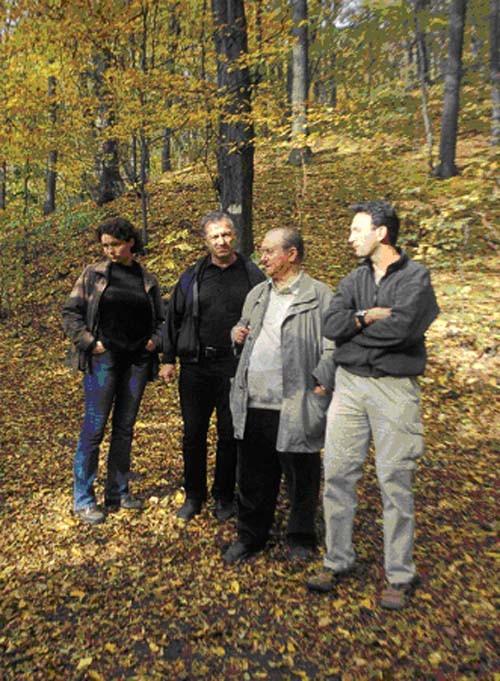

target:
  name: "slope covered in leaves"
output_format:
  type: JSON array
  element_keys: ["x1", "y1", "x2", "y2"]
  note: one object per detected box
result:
[{"x1": 0, "y1": 133, "x2": 498, "y2": 680}]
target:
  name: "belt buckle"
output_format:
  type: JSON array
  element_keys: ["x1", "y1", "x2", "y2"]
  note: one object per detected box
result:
[{"x1": 205, "y1": 346, "x2": 217, "y2": 359}]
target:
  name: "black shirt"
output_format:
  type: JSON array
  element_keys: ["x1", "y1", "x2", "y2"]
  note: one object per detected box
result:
[
  {"x1": 98, "y1": 262, "x2": 152, "y2": 353},
  {"x1": 198, "y1": 257, "x2": 252, "y2": 348}
]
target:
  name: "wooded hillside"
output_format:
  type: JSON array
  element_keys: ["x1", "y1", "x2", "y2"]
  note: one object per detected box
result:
[{"x1": 0, "y1": 1, "x2": 498, "y2": 679}]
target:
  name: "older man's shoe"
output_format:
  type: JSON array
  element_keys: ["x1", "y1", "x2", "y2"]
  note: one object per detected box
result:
[
  {"x1": 288, "y1": 545, "x2": 314, "y2": 563},
  {"x1": 223, "y1": 541, "x2": 261, "y2": 564},
  {"x1": 176, "y1": 498, "x2": 202, "y2": 521},
  {"x1": 214, "y1": 499, "x2": 235, "y2": 522},
  {"x1": 75, "y1": 503, "x2": 105, "y2": 525}
]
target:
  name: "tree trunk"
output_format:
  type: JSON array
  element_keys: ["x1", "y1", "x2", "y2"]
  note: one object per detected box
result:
[
  {"x1": 93, "y1": 50, "x2": 124, "y2": 205},
  {"x1": 139, "y1": 132, "x2": 149, "y2": 246},
  {"x1": 413, "y1": 0, "x2": 431, "y2": 84},
  {"x1": 413, "y1": 1, "x2": 434, "y2": 171},
  {"x1": 435, "y1": 0, "x2": 468, "y2": 179},
  {"x1": 43, "y1": 75, "x2": 58, "y2": 215},
  {"x1": 0, "y1": 161, "x2": 6, "y2": 210},
  {"x1": 95, "y1": 139, "x2": 124, "y2": 206},
  {"x1": 129, "y1": 134, "x2": 139, "y2": 185},
  {"x1": 491, "y1": 0, "x2": 500, "y2": 145},
  {"x1": 43, "y1": 150, "x2": 58, "y2": 215},
  {"x1": 161, "y1": 128, "x2": 172, "y2": 172},
  {"x1": 288, "y1": 0, "x2": 312, "y2": 165},
  {"x1": 211, "y1": 0, "x2": 254, "y2": 256}
]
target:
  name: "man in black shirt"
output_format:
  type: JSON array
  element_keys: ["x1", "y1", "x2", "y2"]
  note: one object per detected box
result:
[{"x1": 160, "y1": 212, "x2": 265, "y2": 521}]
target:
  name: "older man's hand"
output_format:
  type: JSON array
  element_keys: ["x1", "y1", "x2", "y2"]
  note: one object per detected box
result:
[
  {"x1": 160, "y1": 363, "x2": 176, "y2": 384},
  {"x1": 232, "y1": 324, "x2": 250, "y2": 345}
]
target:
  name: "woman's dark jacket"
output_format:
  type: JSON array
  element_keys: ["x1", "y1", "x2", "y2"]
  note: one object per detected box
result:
[{"x1": 62, "y1": 259, "x2": 165, "y2": 378}]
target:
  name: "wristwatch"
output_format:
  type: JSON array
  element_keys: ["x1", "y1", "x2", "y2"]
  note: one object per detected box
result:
[{"x1": 355, "y1": 310, "x2": 368, "y2": 328}]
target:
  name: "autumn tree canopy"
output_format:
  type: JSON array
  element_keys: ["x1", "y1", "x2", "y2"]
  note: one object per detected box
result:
[{"x1": 0, "y1": 0, "x2": 493, "y2": 234}]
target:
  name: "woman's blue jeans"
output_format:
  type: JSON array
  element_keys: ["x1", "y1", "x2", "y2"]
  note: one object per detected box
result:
[{"x1": 73, "y1": 350, "x2": 151, "y2": 510}]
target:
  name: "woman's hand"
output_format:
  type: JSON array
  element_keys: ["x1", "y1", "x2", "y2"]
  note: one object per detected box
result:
[
  {"x1": 92, "y1": 340, "x2": 106, "y2": 355},
  {"x1": 145, "y1": 339, "x2": 156, "y2": 352},
  {"x1": 313, "y1": 384, "x2": 329, "y2": 396}
]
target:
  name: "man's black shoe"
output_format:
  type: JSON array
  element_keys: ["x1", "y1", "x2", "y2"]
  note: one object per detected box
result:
[
  {"x1": 105, "y1": 493, "x2": 145, "y2": 511},
  {"x1": 176, "y1": 498, "x2": 202, "y2": 521},
  {"x1": 214, "y1": 499, "x2": 235, "y2": 522},
  {"x1": 223, "y1": 540, "x2": 261, "y2": 564},
  {"x1": 288, "y1": 545, "x2": 315, "y2": 563}
]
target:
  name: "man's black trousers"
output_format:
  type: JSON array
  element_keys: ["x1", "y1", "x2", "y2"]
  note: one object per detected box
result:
[
  {"x1": 237, "y1": 408, "x2": 321, "y2": 549},
  {"x1": 179, "y1": 360, "x2": 237, "y2": 504}
]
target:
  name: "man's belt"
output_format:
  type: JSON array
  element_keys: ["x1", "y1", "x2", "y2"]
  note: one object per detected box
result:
[{"x1": 200, "y1": 345, "x2": 233, "y2": 359}]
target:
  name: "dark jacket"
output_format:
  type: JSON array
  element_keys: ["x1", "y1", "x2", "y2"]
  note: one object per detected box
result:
[
  {"x1": 62, "y1": 260, "x2": 165, "y2": 378},
  {"x1": 162, "y1": 254, "x2": 265, "y2": 364},
  {"x1": 324, "y1": 251, "x2": 439, "y2": 377}
]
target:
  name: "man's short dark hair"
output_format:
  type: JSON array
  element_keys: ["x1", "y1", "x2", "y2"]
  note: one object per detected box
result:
[
  {"x1": 351, "y1": 200, "x2": 400, "y2": 246},
  {"x1": 200, "y1": 211, "x2": 234, "y2": 235},
  {"x1": 281, "y1": 228, "x2": 305, "y2": 262},
  {"x1": 97, "y1": 217, "x2": 144, "y2": 253}
]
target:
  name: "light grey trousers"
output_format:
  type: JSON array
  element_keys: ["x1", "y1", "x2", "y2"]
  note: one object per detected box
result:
[{"x1": 323, "y1": 367, "x2": 424, "y2": 584}]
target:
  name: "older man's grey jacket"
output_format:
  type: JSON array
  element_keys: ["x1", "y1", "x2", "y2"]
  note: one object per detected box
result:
[{"x1": 230, "y1": 272, "x2": 335, "y2": 453}]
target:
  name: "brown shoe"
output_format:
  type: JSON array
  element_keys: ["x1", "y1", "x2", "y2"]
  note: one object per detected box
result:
[
  {"x1": 380, "y1": 579, "x2": 418, "y2": 611},
  {"x1": 306, "y1": 566, "x2": 355, "y2": 593}
]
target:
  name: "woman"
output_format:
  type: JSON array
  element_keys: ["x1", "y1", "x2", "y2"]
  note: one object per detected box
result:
[{"x1": 62, "y1": 217, "x2": 164, "y2": 524}]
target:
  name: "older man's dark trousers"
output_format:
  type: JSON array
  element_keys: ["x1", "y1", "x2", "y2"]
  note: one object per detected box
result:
[
  {"x1": 236, "y1": 408, "x2": 321, "y2": 549},
  {"x1": 179, "y1": 360, "x2": 236, "y2": 504}
]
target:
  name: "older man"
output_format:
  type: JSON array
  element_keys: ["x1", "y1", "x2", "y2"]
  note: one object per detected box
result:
[
  {"x1": 223, "y1": 228, "x2": 334, "y2": 563},
  {"x1": 160, "y1": 212, "x2": 265, "y2": 521},
  {"x1": 307, "y1": 200, "x2": 439, "y2": 610}
]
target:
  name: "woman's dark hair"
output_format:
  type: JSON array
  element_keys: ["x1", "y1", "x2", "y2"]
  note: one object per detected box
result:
[{"x1": 97, "y1": 217, "x2": 144, "y2": 254}]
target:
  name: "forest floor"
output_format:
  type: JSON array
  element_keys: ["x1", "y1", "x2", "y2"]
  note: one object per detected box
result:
[{"x1": 0, "y1": 132, "x2": 498, "y2": 680}]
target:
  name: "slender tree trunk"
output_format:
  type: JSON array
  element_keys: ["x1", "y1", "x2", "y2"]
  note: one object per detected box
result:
[
  {"x1": 491, "y1": 0, "x2": 500, "y2": 145},
  {"x1": 162, "y1": 128, "x2": 172, "y2": 172},
  {"x1": 140, "y1": 132, "x2": 149, "y2": 246},
  {"x1": 0, "y1": 161, "x2": 6, "y2": 210},
  {"x1": 129, "y1": 135, "x2": 138, "y2": 184},
  {"x1": 43, "y1": 150, "x2": 58, "y2": 215},
  {"x1": 367, "y1": 39, "x2": 374, "y2": 101},
  {"x1": 161, "y1": 6, "x2": 181, "y2": 172},
  {"x1": 43, "y1": 75, "x2": 58, "y2": 215},
  {"x1": 211, "y1": 0, "x2": 254, "y2": 256},
  {"x1": 435, "y1": 0, "x2": 468, "y2": 179},
  {"x1": 289, "y1": 0, "x2": 312, "y2": 165},
  {"x1": 328, "y1": 51, "x2": 337, "y2": 108},
  {"x1": 413, "y1": 1, "x2": 434, "y2": 171}
]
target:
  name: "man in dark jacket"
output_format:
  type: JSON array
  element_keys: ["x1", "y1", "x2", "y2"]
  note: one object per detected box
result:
[
  {"x1": 307, "y1": 201, "x2": 439, "y2": 611},
  {"x1": 160, "y1": 212, "x2": 265, "y2": 521}
]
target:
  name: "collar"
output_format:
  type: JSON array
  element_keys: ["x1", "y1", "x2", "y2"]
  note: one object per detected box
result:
[
  {"x1": 270, "y1": 270, "x2": 303, "y2": 295},
  {"x1": 206, "y1": 253, "x2": 244, "y2": 271},
  {"x1": 361, "y1": 248, "x2": 408, "y2": 275}
]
